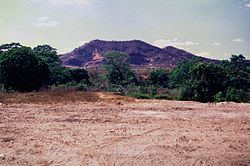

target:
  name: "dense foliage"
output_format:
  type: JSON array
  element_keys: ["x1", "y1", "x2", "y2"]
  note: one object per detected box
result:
[
  {"x1": 33, "y1": 44, "x2": 72, "y2": 85},
  {"x1": 0, "y1": 42, "x2": 249, "y2": 103},
  {"x1": 148, "y1": 69, "x2": 169, "y2": 88},
  {"x1": 104, "y1": 51, "x2": 137, "y2": 87},
  {"x1": 69, "y1": 68, "x2": 90, "y2": 84},
  {"x1": 0, "y1": 47, "x2": 50, "y2": 92},
  {"x1": 0, "y1": 43, "x2": 89, "y2": 92},
  {"x1": 169, "y1": 55, "x2": 250, "y2": 102},
  {"x1": 178, "y1": 62, "x2": 226, "y2": 102}
]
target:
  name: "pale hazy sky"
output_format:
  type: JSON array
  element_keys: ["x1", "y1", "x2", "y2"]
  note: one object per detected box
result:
[{"x1": 0, "y1": 0, "x2": 250, "y2": 59}]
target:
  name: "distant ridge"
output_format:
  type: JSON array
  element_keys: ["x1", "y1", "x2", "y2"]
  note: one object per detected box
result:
[{"x1": 60, "y1": 39, "x2": 219, "y2": 68}]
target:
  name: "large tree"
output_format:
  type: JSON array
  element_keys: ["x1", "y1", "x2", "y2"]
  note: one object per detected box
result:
[
  {"x1": 0, "y1": 47, "x2": 50, "y2": 92},
  {"x1": 148, "y1": 69, "x2": 169, "y2": 88},
  {"x1": 33, "y1": 45, "x2": 71, "y2": 85},
  {"x1": 223, "y1": 55, "x2": 249, "y2": 90},
  {"x1": 222, "y1": 55, "x2": 250, "y2": 102},
  {"x1": 169, "y1": 58, "x2": 200, "y2": 88},
  {"x1": 0, "y1": 43, "x2": 22, "y2": 53},
  {"x1": 33, "y1": 45, "x2": 60, "y2": 65},
  {"x1": 69, "y1": 68, "x2": 90, "y2": 84},
  {"x1": 169, "y1": 59, "x2": 226, "y2": 102},
  {"x1": 187, "y1": 62, "x2": 226, "y2": 102},
  {"x1": 104, "y1": 51, "x2": 137, "y2": 87}
]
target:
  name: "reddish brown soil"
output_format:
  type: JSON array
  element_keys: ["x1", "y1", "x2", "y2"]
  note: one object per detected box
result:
[{"x1": 0, "y1": 93, "x2": 250, "y2": 165}]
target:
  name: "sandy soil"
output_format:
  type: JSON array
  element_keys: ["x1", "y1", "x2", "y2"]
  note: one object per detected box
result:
[{"x1": 0, "y1": 93, "x2": 250, "y2": 166}]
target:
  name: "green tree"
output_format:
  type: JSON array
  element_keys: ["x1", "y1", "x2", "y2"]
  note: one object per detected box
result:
[
  {"x1": 49, "y1": 66, "x2": 71, "y2": 85},
  {"x1": 148, "y1": 69, "x2": 169, "y2": 87},
  {"x1": 186, "y1": 62, "x2": 226, "y2": 102},
  {"x1": 0, "y1": 43, "x2": 22, "y2": 53},
  {"x1": 169, "y1": 59, "x2": 200, "y2": 88},
  {"x1": 169, "y1": 59, "x2": 227, "y2": 102},
  {"x1": 222, "y1": 55, "x2": 250, "y2": 102},
  {"x1": 33, "y1": 45, "x2": 71, "y2": 85},
  {"x1": 69, "y1": 68, "x2": 90, "y2": 84},
  {"x1": 0, "y1": 47, "x2": 50, "y2": 92},
  {"x1": 33, "y1": 45, "x2": 60, "y2": 65},
  {"x1": 104, "y1": 51, "x2": 137, "y2": 87},
  {"x1": 223, "y1": 55, "x2": 249, "y2": 90}
]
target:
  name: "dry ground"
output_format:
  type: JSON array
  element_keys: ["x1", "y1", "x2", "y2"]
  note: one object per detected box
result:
[{"x1": 0, "y1": 92, "x2": 250, "y2": 166}]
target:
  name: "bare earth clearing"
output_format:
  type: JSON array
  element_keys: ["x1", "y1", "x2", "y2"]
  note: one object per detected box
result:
[{"x1": 0, "y1": 92, "x2": 250, "y2": 166}]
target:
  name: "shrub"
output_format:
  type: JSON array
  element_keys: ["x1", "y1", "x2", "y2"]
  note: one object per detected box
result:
[
  {"x1": 155, "y1": 94, "x2": 172, "y2": 100},
  {"x1": 214, "y1": 92, "x2": 225, "y2": 102},
  {"x1": 178, "y1": 85, "x2": 194, "y2": 101},
  {"x1": 130, "y1": 93, "x2": 153, "y2": 99},
  {"x1": 89, "y1": 72, "x2": 114, "y2": 91},
  {"x1": 225, "y1": 88, "x2": 245, "y2": 103},
  {"x1": 139, "y1": 85, "x2": 157, "y2": 95},
  {"x1": 106, "y1": 84, "x2": 124, "y2": 94},
  {"x1": 75, "y1": 83, "x2": 88, "y2": 91}
]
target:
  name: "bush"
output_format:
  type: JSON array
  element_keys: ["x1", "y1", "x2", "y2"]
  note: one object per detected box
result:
[
  {"x1": 49, "y1": 83, "x2": 86, "y2": 92},
  {"x1": 75, "y1": 83, "x2": 88, "y2": 91},
  {"x1": 155, "y1": 94, "x2": 172, "y2": 100},
  {"x1": 50, "y1": 84, "x2": 78, "y2": 93},
  {"x1": 214, "y1": 92, "x2": 225, "y2": 102},
  {"x1": 130, "y1": 93, "x2": 153, "y2": 99},
  {"x1": 106, "y1": 84, "x2": 124, "y2": 94},
  {"x1": 225, "y1": 88, "x2": 246, "y2": 103},
  {"x1": 88, "y1": 73, "x2": 109, "y2": 91},
  {"x1": 178, "y1": 85, "x2": 194, "y2": 101},
  {"x1": 66, "y1": 82, "x2": 88, "y2": 91},
  {"x1": 138, "y1": 85, "x2": 157, "y2": 95}
]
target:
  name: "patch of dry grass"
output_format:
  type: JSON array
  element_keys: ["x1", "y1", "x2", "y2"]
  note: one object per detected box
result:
[
  {"x1": 0, "y1": 91, "x2": 100, "y2": 104},
  {"x1": 97, "y1": 92, "x2": 135, "y2": 102},
  {"x1": 0, "y1": 88, "x2": 136, "y2": 104}
]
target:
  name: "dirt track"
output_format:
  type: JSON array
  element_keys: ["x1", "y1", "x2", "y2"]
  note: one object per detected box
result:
[{"x1": 0, "y1": 93, "x2": 250, "y2": 166}]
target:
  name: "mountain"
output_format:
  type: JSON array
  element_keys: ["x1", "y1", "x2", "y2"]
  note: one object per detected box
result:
[{"x1": 60, "y1": 39, "x2": 218, "y2": 68}]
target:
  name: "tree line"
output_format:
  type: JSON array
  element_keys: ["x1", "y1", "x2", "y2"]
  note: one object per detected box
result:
[
  {"x1": 0, "y1": 43, "x2": 89, "y2": 92},
  {"x1": 0, "y1": 43, "x2": 249, "y2": 103}
]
